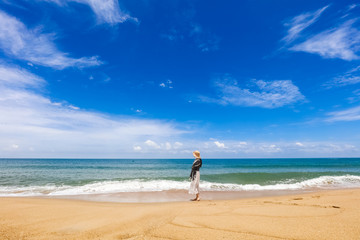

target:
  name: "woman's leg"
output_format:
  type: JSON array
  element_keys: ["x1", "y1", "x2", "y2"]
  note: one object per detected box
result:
[
  {"x1": 195, "y1": 171, "x2": 200, "y2": 200},
  {"x1": 190, "y1": 172, "x2": 200, "y2": 201}
]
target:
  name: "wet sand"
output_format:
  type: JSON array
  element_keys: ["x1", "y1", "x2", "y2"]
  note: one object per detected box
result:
[
  {"x1": 45, "y1": 189, "x2": 316, "y2": 203},
  {"x1": 1, "y1": 188, "x2": 360, "y2": 240}
]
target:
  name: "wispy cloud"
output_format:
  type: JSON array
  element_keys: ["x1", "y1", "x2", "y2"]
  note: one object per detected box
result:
[
  {"x1": 159, "y1": 79, "x2": 173, "y2": 89},
  {"x1": 324, "y1": 65, "x2": 360, "y2": 88},
  {"x1": 0, "y1": 64, "x2": 45, "y2": 87},
  {"x1": 347, "y1": 89, "x2": 360, "y2": 103},
  {"x1": 129, "y1": 139, "x2": 358, "y2": 157},
  {"x1": 162, "y1": 25, "x2": 219, "y2": 52},
  {"x1": 161, "y1": 9, "x2": 219, "y2": 52},
  {"x1": 190, "y1": 23, "x2": 220, "y2": 52},
  {"x1": 282, "y1": 5, "x2": 329, "y2": 44},
  {"x1": 161, "y1": 28, "x2": 183, "y2": 41},
  {"x1": 201, "y1": 140, "x2": 357, "y2": 157},
  {"x1": 282, "y1": 5, "x2": 360, "y2": 61},
  {"x1": 0, "y1": 64, "x2": 186, "y2": 157},
  {"x1": 326, "y1": 105, "x2": 360, "y2": 122},
  {"x1": 290, "y1": 20, "x2": 360, "y2": 61},
  {"x1": 42, "y1": 0, "x2": 138, "y2": 25},
  {"x1": 201, "y1": 76, "x2": 305, "y2": 108},
  {"x1": 347, "y1": 4, "x2": 360, "y2": 11},
  {"x1": 0, "y1": 10, "x2": 102, "y2": 69},
  {"x1": 288, "y1": 141, "x2": 357, "y2": 154}
]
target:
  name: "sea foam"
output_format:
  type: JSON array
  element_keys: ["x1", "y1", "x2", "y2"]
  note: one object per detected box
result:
[{"x1": 0, "y1": 175, "x2": 359, "y2": 197}]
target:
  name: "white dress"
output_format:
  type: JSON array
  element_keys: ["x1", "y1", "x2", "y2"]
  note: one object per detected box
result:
[{"x1": 189, "y1": 171, "x2": 200, "y2": 194}]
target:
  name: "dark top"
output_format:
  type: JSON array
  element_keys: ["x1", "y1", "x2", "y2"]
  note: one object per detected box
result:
[{"x1": 190, "y1": 158, "x2": 202, "y2": 180}]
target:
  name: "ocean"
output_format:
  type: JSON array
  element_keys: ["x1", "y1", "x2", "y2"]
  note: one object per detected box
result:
[{"x1": 1, "y1": 158, "x2": 360, "y2": 200}]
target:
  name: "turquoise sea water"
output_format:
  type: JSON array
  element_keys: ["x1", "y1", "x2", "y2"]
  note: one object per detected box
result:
[{"x1": 0, "y1": 158, "x2": 360, "y2": 196}]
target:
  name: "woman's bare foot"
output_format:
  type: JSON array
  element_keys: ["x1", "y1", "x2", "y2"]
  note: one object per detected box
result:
[{"x1": 191, "y1": 194, "x2": 200, "y2": 201}]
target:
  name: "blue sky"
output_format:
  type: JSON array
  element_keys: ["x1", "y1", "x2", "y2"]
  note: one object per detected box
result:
[{"x1": 1, "y1": 0, "x2": 360, "y2": 158}]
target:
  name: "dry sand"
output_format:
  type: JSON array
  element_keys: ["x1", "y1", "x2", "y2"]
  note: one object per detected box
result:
[{"x1": 0, "y1": 189, "x2": 360, "y2": 240}]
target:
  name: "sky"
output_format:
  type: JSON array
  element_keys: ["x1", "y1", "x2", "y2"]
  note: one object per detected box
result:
[{"x1": 1, "y1": 0, "x2": 360, "y2": 158}]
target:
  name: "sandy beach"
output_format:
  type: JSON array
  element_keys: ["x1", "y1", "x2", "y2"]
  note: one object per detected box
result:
[{"x1": 0, "y1": 189, "x2": 359, "y2": 240}]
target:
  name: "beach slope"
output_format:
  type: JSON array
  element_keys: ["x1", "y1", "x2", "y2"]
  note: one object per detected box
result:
[{"x1": 1, "y1": 189, "x2": 360, "y2": 240}]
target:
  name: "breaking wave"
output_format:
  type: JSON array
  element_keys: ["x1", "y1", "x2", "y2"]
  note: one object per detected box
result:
[{"x1": 1, "y1": 175, "x2": 360, "y2": 197}]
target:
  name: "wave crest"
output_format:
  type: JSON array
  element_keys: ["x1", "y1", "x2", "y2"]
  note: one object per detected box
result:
[{"x1": 0, "y1": 175, "x2": 359, "y2": 196}]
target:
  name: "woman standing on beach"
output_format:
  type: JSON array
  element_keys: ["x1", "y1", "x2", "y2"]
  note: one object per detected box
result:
[{"x1": 189, "y1": 150, "x2": 202, "y2": 201}]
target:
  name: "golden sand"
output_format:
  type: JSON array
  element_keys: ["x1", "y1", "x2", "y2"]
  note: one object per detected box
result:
[{"x1": 1, "y1": 189, "x2": 360, "y2": 240}]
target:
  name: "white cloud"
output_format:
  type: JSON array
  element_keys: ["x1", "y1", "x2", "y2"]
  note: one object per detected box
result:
[
  {"x1": 42, "y1": 0, "x2": 138, "y2": 25},
  {"x1": 11, "y1": 144, "x2": 19, "y2": 149},
  {"x1": 131, "y1": 141, "x2": 185, "y2": 153},
  {"x1": 291, "y1": 142, "x2": 356, "y2": 154},
  {"x1": 203, "y1": 77, "x2": 305, "y2": 108},
  {"x1": 173, "y1": 142, "x2": 183, "y2": 149},
  {"x1": 159, "y1": 79, "x2": 173, "y2": 89},
  {"x1": 347, "y1": 89, "x2": 360, "y2": 103},
  {"x1": 324, "y1": 65, "x2": 360, "y2": 88},
  {"x1": 2, "y1": 65, "x2": 359, "y2": 158},
  {"x1": 0, "y1": 64, "x2": 45, "y2": 87},
  {"x1": 68, "y1": 105, "x2": 80, "y2": 110},
  {"x1": 144, "y1": 140, "x2": 161, "y2": 149},
  {"x1": 290, "y1": 20, "x2": 360, "y2": 61},
  {"x1": 0, "y1": 10, "x2": 102, "y2": 69},
  {"x1": 282, "y1": 6, "x2": 360, "y2": 61},
  {"x1": 0, "y1": 64, "x2": 186, "y2": 157},
  {"x1": 133, "y1": 146, "x2": 142, "y2": 151},
  {"x1": 259, "y1": 144, "x2": 282, "y2": 153},
  {"x1": 2, "y1": 64, "x2": 358, "y2": 158},
  {"x1": 201, "y1": 140, "x2": 358, "y2": 157},
  {"x1": 326, "y1": 105, "x2": 360, "y2": 122},
  {"x1": 214, "y1": 141, "x2": 225, "y2": 148},
  {"x1": 282, "y1": 5, "x2": 329, "y2": 44},
  {"x1": 165, "y1": 142, "x2": 171, "y2": 150},
  {"x1": 348, "y1": 4, "x2": 360, "y2": 11}
]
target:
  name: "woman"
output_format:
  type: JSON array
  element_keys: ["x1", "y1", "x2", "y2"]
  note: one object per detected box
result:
[{"x1": 189, "y1": 150, "x2": 202, "y2": 201}]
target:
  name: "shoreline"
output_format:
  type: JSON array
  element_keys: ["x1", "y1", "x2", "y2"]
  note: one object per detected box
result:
[
  {"x1": 1, "y1": 188, "x2": 360, "y2": 239},
  {"x1": 0, "y1": 188, "x2": 339, "y2": 203}
]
